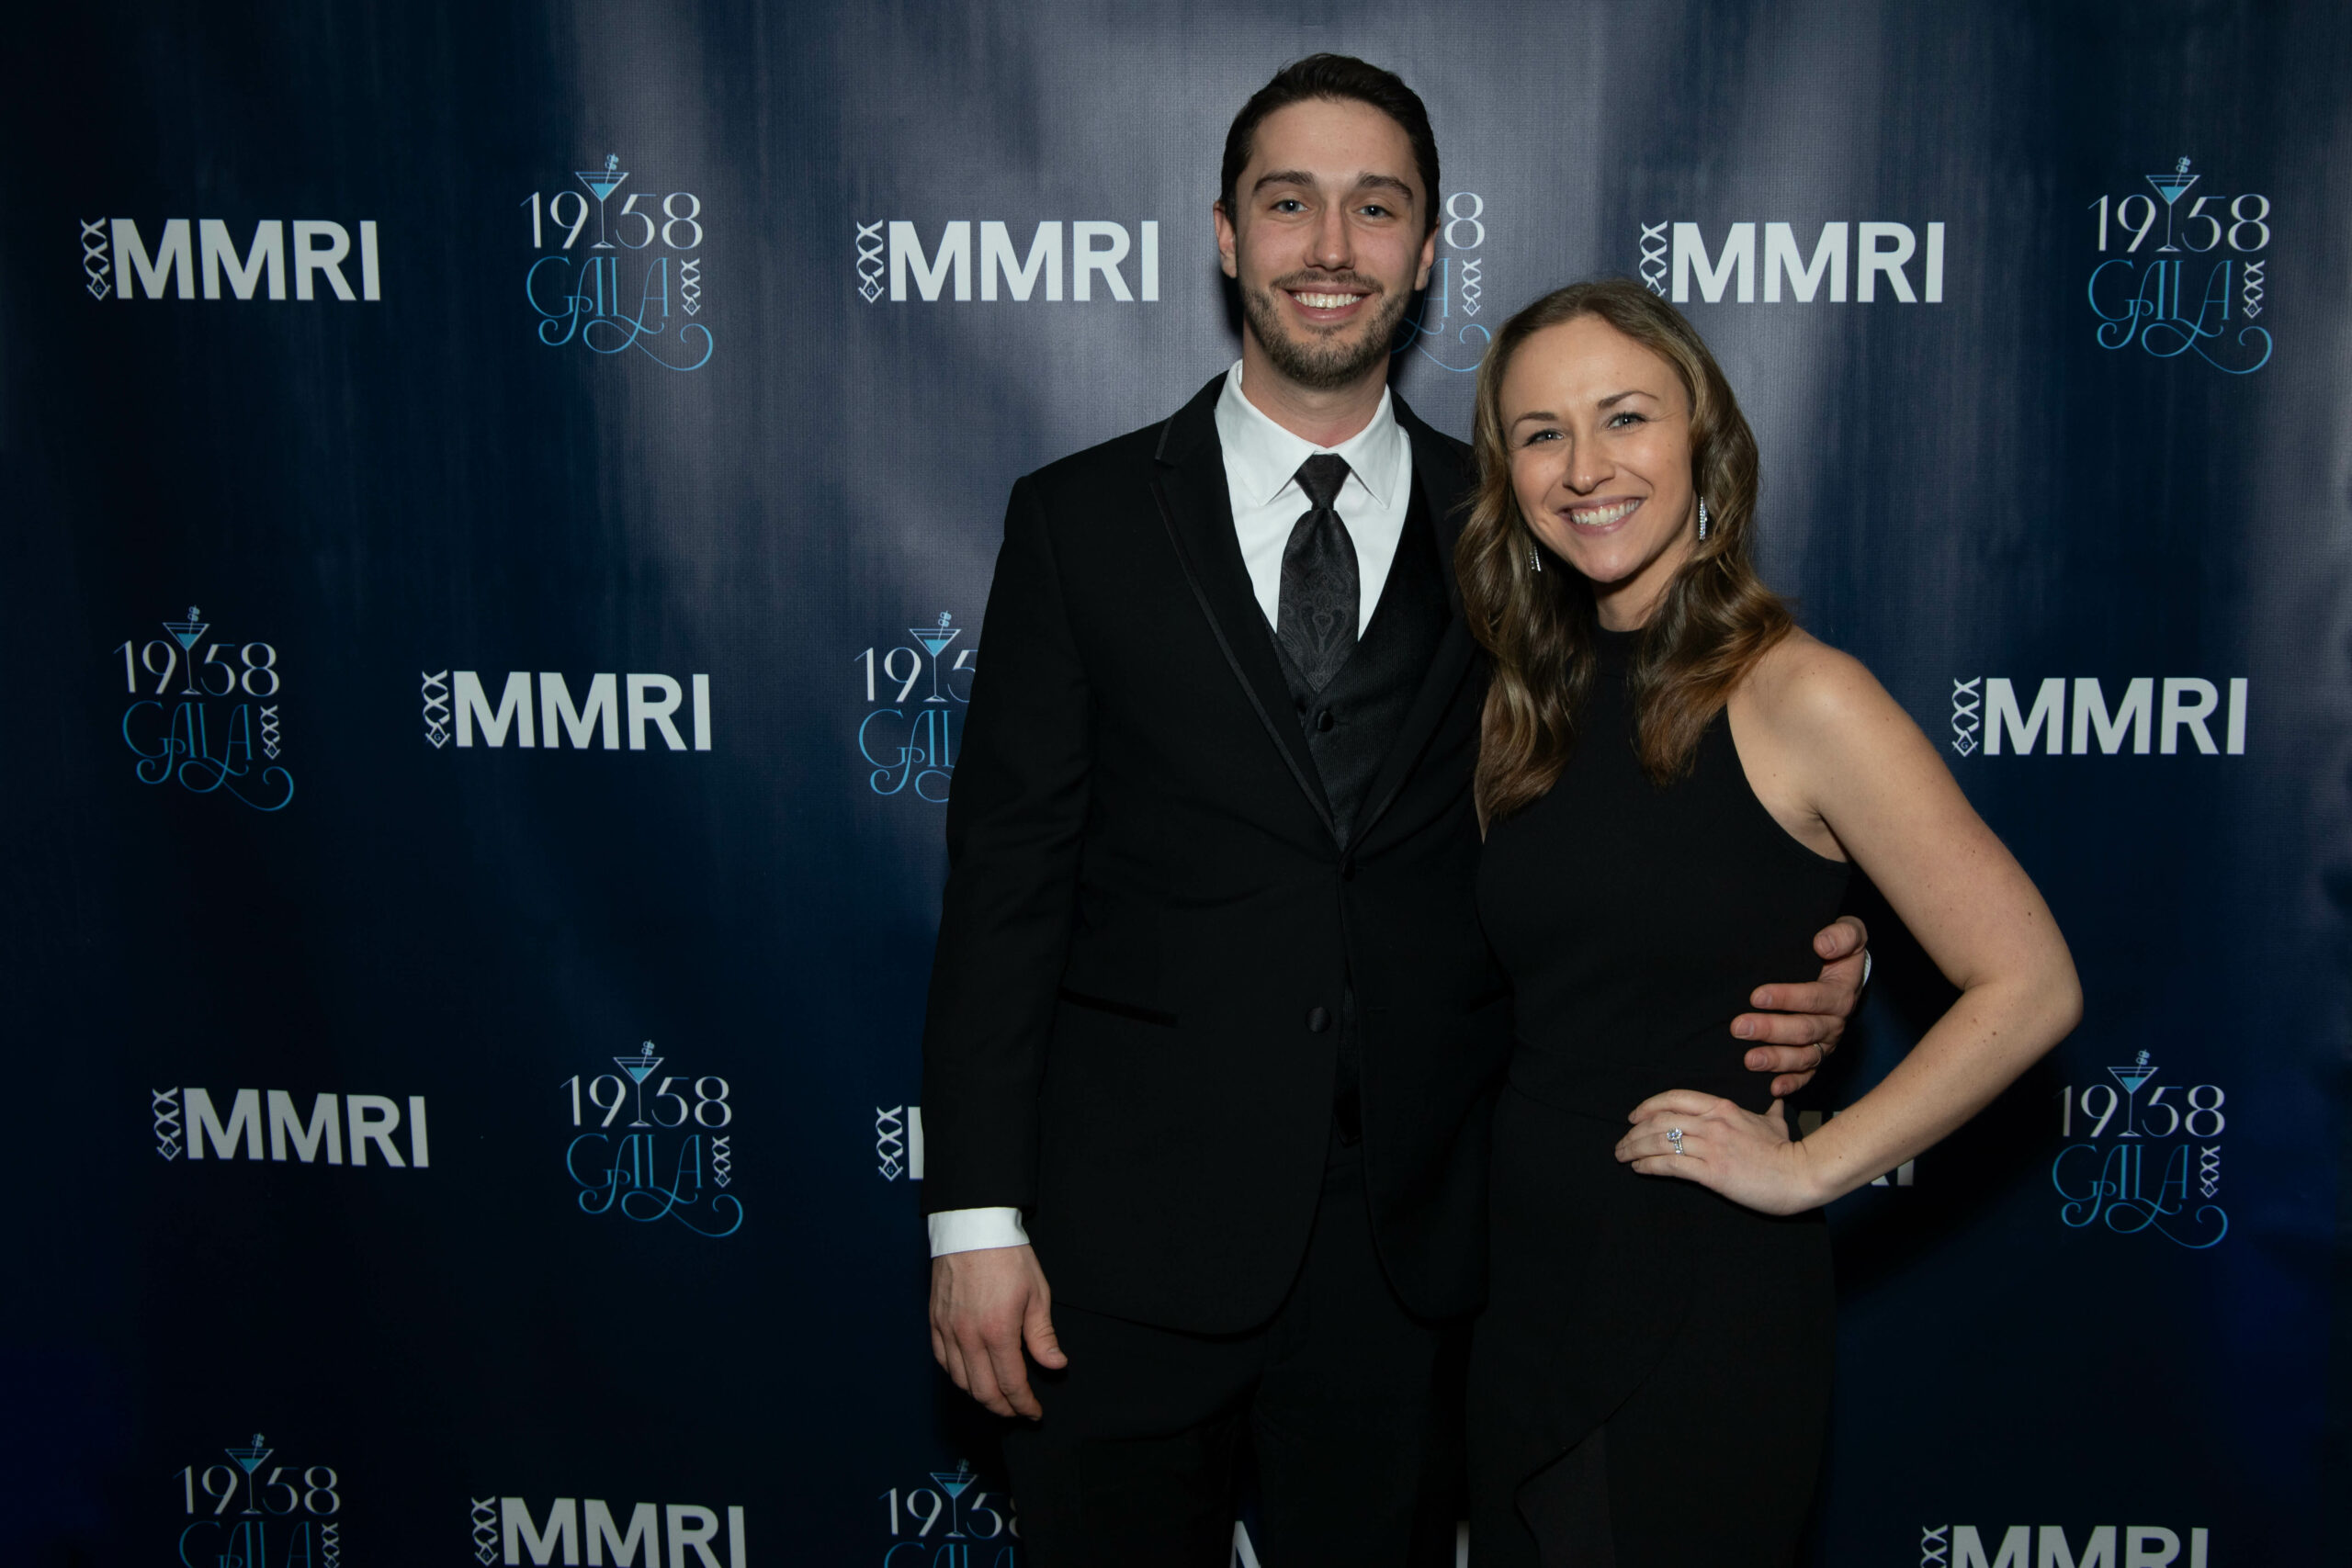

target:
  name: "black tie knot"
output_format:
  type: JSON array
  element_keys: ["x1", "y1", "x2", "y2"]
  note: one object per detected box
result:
[{"x1": 1295, "y1": 454, "x2": 1351, "y2": 511}]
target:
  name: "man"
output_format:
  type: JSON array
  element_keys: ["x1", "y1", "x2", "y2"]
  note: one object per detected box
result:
[{"x1": 921, "y1": 55, "x2": 1866, "y2": 1565}]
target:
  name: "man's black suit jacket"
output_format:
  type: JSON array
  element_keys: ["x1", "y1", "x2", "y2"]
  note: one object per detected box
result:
[{"x1": 921, "y1": 373, "x2": 1511, "y2": 1334}]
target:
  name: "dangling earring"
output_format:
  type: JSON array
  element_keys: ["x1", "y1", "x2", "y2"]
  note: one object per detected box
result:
[
  {"x1": 1697, "y1": 498, "x2": 1712, "y2": 541},
  {"x1": 1528, "y1": 539, "x2": 1543, "y2": 573}
]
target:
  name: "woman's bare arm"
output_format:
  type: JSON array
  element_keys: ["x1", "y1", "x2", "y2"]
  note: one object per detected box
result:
[{"x1": 1619, "y1": 636, "x2": 2083, "y2": 1211}]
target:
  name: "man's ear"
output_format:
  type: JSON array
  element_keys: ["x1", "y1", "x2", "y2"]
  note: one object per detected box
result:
[
  {"x1": 1214, "y1": 200, "x2": 1239, "y2": 280},
  {"x1": 1414, "y1": 221, "x2": 1438, "y2": 292}
]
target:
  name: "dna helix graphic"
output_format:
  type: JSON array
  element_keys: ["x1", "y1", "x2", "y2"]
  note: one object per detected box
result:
[
  {"x1": 2199, "y1": 1145, "x2": 2221, "y2": 1199},
  {"x1": 259, "y1": 704, "x2": 282, "y2": 761},
  {"x1": 1950, "y1": 678, "x2": 1984, "y2": 756},
  {"x1": 1458, "y1": 257, "x2": 1483, "y2": 317},
  {"x1": 876, "y1": 1105, "x2": 908, "y2": 1180},
  {"x1": 1639, "y1": 221, "x2": 1670, "y2": 296},
  {"x1": 856, "y1": 220, "x2": 887, "y2": 302},
  {"x1": 711, "y1": 1134, "x2": 732, "y2": 1189},
  {"x1": 471, "y1": 1498, "x2": 501, "y2": 1565},
  {"x1": 679, "y1": 256, "x2": 702, "y2": 316},
  {"x1": 321, "y1": 1522, "x2": 340, "y2": 1568},
  {"x1": 1920, "y1": 1524, "x2": 1951, "y2": 1568},
  {"x1": 82, "y1": 219, "x2": 111, "y2": 299},
  {"x1": 421, "y1": 671, "x2": 452, "y2": 749},
  {"x1": 153, "y1": 1089, "x2": 184, "y2": 1159},
  {"x1": 2241, "y1": 259, "x2": 2264, "y2": 320}
]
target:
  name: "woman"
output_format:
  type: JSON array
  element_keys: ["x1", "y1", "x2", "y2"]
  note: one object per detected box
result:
[{"x1": 1462, "y1": 279, "x2": 2082, "y2": 1566}]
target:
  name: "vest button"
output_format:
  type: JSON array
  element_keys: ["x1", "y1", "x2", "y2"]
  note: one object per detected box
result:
[
  {"x1": 1306, "y1": 1006, "x2": 1331, "y2": 1033},
  {"x1": 1316, "y1": 709, "x2": 1335, "y2": 733}
]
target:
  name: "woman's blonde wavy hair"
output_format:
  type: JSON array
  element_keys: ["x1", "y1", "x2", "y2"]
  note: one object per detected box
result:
[{"x1": 1458, "y1": 278, "x2": 1793, "y2": 825}]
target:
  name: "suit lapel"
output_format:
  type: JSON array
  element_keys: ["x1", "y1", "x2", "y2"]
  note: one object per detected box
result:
[
  {"x1": 1148, "y1": 376, "x2": 1337, "y2": 839},
  {"x1": 1347, "y1": 398, "x2": 1478, "y2": 850}
]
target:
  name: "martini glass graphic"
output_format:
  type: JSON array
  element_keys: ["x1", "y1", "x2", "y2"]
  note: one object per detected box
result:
[
  {"x1": 575, "y1": 154, "x2": 628, "y2": 249},
  {"x1": 2107, "y1": 1049, "x2": 2158, "y2": 1137},
  {"x1": 225, "y1": 1434, "x2": 272, "y2": 1510},
  {"x1": 911, "y1": 614, "x2": 961, "y2": 704},
  {"x1": 614, "y1": 1042, "x2": 665, "y2": 1128},
  {"x1": 929, "y1": 1460, "x2": 976, "y2": 1537},
  {"x1": 162, "y1": 605, "x2": 209, "y2": 694},
  {"x1": 2145, "y1": 157, "x2": 2199, "y2": 253}
]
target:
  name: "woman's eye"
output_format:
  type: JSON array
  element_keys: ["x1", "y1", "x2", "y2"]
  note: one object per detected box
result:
[
  {"x1": 1607, "y1": 412, "x2": 1645, "y2": 429},
  {"x1": 1522, "y1": 429, "x2": 1561, "y2": 446}
]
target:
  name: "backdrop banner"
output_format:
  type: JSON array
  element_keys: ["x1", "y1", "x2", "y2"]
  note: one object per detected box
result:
[{"x1": 6, "y1": 1, "x2": 2346, "y2": 1562}]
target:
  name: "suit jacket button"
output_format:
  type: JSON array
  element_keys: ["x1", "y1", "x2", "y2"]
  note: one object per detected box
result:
[
  {"x1": 1307, "y1": 1006, "x2": 1331, "y2": 1032},
  {"x1": 1316, "y1": 709, "x2": 1335, "y2": 733}
]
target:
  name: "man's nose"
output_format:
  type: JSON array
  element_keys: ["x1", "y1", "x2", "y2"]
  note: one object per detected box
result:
[{"x1": 1311, "y1": 204, "x2": 1352, "y2": 270}]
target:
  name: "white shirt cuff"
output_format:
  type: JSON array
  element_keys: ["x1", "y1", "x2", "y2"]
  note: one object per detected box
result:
[{"x1": 928, "y1": 1206, "x2": 1030, "y2": 1257}]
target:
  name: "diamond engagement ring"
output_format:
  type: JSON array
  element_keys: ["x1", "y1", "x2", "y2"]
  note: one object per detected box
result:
[{"x1": 1668, "y1": 1126, "x2": 1686, "y2": 1155}]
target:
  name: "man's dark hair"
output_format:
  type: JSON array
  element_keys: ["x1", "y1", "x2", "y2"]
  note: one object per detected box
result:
[{"x1": 1220, "y1": 55, "x2": 1442, "y2": 234}]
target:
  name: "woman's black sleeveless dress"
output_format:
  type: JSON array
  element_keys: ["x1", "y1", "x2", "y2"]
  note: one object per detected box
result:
[{"x1": 1469, "y1": 628, "x2": 1851, "y2": 1567}]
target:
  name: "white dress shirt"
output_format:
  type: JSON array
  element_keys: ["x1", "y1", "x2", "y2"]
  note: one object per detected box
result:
[
  {"x1": 928, "y1": 362, "x2": 1418, "y2": 1259},
  {"x1": 1216, "y1": 359, "x2": 1412, "y2": 638}
]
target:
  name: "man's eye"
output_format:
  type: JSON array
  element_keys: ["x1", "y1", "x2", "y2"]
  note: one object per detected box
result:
[
  {"x1": 1359, "y1": 204, "x2": 1391, "y2": 218},
  {"x1": 1272, "y1": 198, "x2": 1306, "y2": 213}
]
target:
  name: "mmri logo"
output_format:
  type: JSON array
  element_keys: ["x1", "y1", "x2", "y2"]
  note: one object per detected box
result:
[
  {"x1": 83, "y1": 217, "x2": 379, "y2": 301},
  {"x1": 1923, "y1": 1522, "x2": 2210, "y2": 1567},
  {"x1": 477, "y1": 1497, "x2": 747, "y2": 1567},
  {"x1": 856, "y1": 220, "x2": 1159, "y2": 302},
  {"x1": 423, "y1": 670, "x2": 713, "y2": 752},
  {"x1": 1638, "y1": 220, "x2": 1945, "y2": 303},
  {"x1": 1947, "y1": 677, "x2": 2247, "y2": 757},
  {"x1": 876, "y1": 1104, "x2": 925, "y2": 1180},
  {"x1": 154, "y1": 1088, "x2": 429, "y2": 1169}
]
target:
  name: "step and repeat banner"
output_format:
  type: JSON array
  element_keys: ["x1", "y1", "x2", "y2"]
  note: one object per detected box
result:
[{"x1": 6, "y1": 0, "x2": 2345, "y2": 1562}]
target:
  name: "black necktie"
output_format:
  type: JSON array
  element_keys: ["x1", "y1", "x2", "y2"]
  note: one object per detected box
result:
[{"x1": 1277, "y1": 454, "x2": 1358, "y2": 692}]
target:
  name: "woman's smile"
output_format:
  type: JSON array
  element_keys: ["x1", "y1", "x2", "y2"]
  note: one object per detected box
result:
[{"x1": 1560, "y1": 497, "x2": 1643, "y2": 533}]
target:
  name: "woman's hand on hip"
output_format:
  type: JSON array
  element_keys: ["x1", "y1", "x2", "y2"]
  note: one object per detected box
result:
[{"x1": 1616, "y1": 1089, "x2": 1826, "y2": 1216}]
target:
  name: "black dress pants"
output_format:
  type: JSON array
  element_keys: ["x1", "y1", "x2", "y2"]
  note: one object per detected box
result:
[{"x1": 1002, "y1": 1139, "x2": 1461, "y2": 1568}]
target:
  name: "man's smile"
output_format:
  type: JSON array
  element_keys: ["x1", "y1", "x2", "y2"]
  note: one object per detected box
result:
[{"x1": 1275, "y1": 276, "x2": 1380, "y2": 323}]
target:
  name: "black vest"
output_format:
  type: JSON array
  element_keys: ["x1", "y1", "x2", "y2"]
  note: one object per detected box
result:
[
  {"x1": 1267, "y1": 473, "x2": 1450, "y2": 1135},
  {"x1": 1269, "y1": 476, "x2": 1449, "y2": 848}
]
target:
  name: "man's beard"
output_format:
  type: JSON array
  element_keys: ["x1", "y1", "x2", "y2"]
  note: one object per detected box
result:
[{"x1": 1239, "y1": 273, "x2": 1411, "y2": 392}]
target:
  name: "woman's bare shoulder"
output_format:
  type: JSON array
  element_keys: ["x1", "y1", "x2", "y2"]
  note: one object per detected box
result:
[
  {"x1": 1738, "y1": 629, "x2": 1938, "y2": 781},
  {"x1": 1745, "y1": 629, "x2": 1891, "y2": 724}
]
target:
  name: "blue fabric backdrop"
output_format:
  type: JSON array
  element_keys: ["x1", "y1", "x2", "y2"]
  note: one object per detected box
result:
[{"x1": 6, "y1": 1, "x2": 2345, "y2": 1562}]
